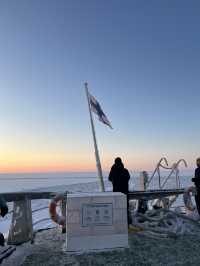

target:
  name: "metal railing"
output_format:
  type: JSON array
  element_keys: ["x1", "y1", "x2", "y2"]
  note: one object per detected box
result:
[
  {"x1": 0, "y1": 191, "x2": 67, "y2": 245},
  {"x1": 147, "y1": 157, "x2": 188, "y2": 190}
]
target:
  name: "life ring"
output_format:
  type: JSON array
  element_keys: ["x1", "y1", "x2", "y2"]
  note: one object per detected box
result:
[
  {"x1": 49, "y1": 194, "x2": 66, "y2": 226},
  {"x1": 183, "y1": 186, "x2": 196, "y2": 212}
]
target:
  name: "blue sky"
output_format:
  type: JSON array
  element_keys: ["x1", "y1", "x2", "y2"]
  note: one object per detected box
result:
[{"x1": 0, "y1": 0, "x2": 199, "y2": 172}]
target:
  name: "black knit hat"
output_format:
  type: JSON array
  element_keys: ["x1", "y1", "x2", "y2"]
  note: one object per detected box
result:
[{"x1": 115, "y1": 157, "x2": 122, "y2": 164}]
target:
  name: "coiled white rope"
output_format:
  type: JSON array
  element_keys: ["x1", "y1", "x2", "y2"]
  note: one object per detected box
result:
[{"x1": 130, "y1": 209, "x2": 200, "y2": 238}]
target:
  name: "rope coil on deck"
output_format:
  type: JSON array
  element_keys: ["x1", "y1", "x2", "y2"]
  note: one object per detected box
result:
[{"x1": 131, "y1": 208, "x2": 200, "y2": 238}]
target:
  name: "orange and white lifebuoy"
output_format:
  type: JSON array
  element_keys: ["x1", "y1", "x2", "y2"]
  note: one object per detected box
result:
[
  {"x1": 49, "y1": 194, "x2": 66, "y2": 226},
  {"x1": 183, "y1": 186, "x2": 196, "y2": 212}
]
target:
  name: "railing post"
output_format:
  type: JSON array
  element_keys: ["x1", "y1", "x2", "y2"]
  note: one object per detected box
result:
[
  {"x1": 7, "y1": 199, "x2": 33, "y2": 245},
  {"x1": 157, "y1": 167, "x2": 161, "y2": 189},
  {"x1": 175, "y1": 168, "x2": 180, "y2": 189},
  {"x1": 138, "y1": 171, "x2": 149, "y2": 213},
  {"x1": 61, "y1": 198, "x2": 66, "y2": 234},
  {"x1": 139, "y1": 171, "x2": 148, "y2": 191}
]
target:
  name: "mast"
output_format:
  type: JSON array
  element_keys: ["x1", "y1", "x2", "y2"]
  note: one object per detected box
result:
[{"x1": 85, "y1": 82, "x2": 105, "y2": 192}]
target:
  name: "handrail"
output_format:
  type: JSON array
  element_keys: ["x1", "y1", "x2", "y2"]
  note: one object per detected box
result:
[
  {"x1": 161, "y1": 167, "x2": 176, "y2": 189},
  {"x1": 161, "y1": 160, "x2": 187, "y2": 189},
  {"x1": 0, "y1": 191, "x2": 57, "y2": 202},
  {"x1": 147, "y1": 157, "x2": 168, "y2": 187},
  {"x1": 147, "y1": 157, "x2": 187, "y2": 190},
  {"x1": 32, "y1": 206, "x2": 49, "y2": 213},
  {"x1": 159, "y1": 164, "x2": 173, "y2": 170},
  {"x1": 33, "y1": 218, "x2": 52, "y2": 226},
  {"x1": 128, "y1": 188, "x2": 184, "y2": 200},
  {"x1": 5, "y1": 202, "x2": 60, "y2": 229},
  {"x1": 176, "y1": 159, "x2": 188, "y2": 168},
  {"x1": 1, "y1": 191, "x2": 68, "y2": 245}
]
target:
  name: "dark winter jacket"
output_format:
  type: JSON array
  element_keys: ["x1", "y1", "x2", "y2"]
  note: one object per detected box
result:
[
  {"x1": 192, "y1": 167, "x2": 200, "y2": 189},
  {"x1": 108, "y1": 162, "x2": 130, "y2": 194}
]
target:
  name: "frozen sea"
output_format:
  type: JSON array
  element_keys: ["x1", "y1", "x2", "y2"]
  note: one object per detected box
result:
[{"x1": 0, "y1": 170, "x2": 195, "y2": 235}]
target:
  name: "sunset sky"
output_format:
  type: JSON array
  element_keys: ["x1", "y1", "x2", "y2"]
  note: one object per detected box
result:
[{"x1": 0, "y1": 1, "x2": 200, "y2": 173}]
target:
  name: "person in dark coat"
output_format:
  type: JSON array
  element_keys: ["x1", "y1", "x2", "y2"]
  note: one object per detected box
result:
[
  {"x1": 0, "y1": 197, "x2": 8, "y2": 246},
  {"x1": 192, "y1": 158, "x2": 200, "y2": 215},
  {"x1": 108, "y1": 157, "x2": 130, "y2": 223}
]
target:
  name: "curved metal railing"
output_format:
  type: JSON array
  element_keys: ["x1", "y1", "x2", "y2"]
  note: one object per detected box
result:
[
  {"x1": 147, "y1": 157, "x2": 188, "y2": 190},
  {"x1": 147, "y1": 157, "x2": 169, "y2": 189}
]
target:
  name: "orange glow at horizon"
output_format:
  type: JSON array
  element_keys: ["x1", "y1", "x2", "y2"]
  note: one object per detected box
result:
[
  {"x1": 0, "y1": 162, "x2": 97, "y2": 174},
  {"x1": 0, "y1": 149, "x2": 193, "y2": 174},
  {"x1": 0, "y1": 154, "x2": 157, "y2": 174},
  {"x1": 0, "y1": 151, "x2": 97, "y2": 173},
  {"x1": 0, "y1": 157, "x2": 97, "y2": 173}
]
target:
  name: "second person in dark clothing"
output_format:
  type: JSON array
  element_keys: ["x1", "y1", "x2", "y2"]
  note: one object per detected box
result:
[
  {"x1": 108, "y1": 157, "x2": 130, "y2": 223},
  {"x1": 192, "y1": 158, "x2": 200, "y2": 215}
]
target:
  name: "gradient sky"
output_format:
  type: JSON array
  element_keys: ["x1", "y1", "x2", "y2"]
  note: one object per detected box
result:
[{"x1": 0, "y1": 0, "x2": 200, "y2": 173}]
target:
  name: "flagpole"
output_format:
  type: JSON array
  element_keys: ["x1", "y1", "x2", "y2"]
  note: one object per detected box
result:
[{"x1": 85, "y1": 82, "x2": 105, "y2": 192}]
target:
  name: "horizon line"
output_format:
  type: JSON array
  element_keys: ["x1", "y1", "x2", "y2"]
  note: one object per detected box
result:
[{"x1": 0, "y1": 168, "x2": 194, "y2": 175}]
